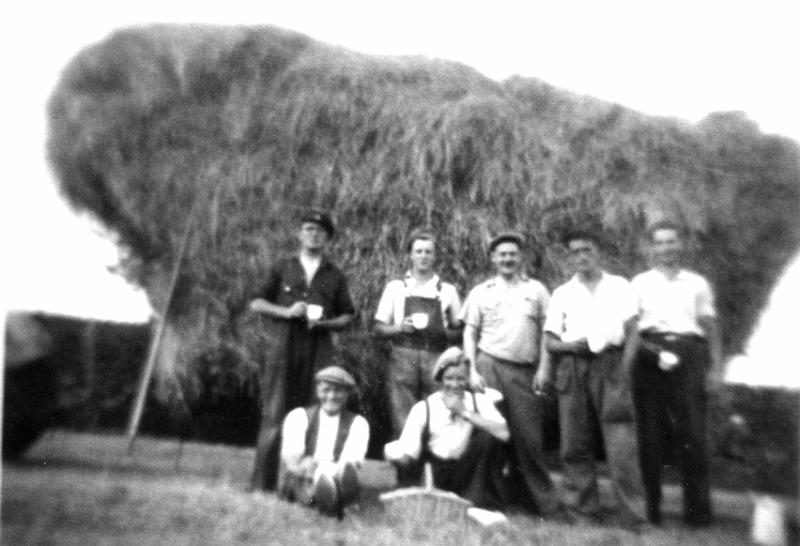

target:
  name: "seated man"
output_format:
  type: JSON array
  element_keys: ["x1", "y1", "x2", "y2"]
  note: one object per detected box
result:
[
  {"x1": 278, "y1": 366, "x2": 370, "y2": 516},
  {"x1": 384, "y1": 347, "x2": 509, "y2": 510}
]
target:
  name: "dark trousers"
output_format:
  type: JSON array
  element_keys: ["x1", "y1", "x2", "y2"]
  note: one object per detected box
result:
[
  {"x1": 387, "y1": 345, "x2": 440, "y2": 437},
  {"x1": 556, "y1": 350, "x2": 646, "y2": 521},
  {"x1": 250, "y1": 321, "x2": 333, "y2": 491},
  {"x1": 476, "y1": 351, "x2": 560, "y2": 514},
  {"x1": 632, "y1": 334, "x2": 712, "y2": 525},
  {"x1": 394, "y1": 428, "x2": 508, "y2": 510}
]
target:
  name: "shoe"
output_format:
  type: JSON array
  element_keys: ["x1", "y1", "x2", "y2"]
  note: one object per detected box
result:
[
  {"x1": 311, "y1": 472, "x2": 338, "y2": 515},
  {"x1": 337, "y1": 462, "x2": 360, "y2": 505}
]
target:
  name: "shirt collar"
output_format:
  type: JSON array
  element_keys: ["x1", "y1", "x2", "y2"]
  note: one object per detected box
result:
[
  {"x1": 404, "y1": 271, "x2": 441, "y2": 288},
  {"x1": 488, "y1": 273, "x2": 528, "y2": 288},
  {"x1": 294, "y1": 254, "x2": 330, "y2": 270},
  {"x1": 567, "y1": 270, "x2": 607, "y2": 289},
  {"x1": 653, "y1": 267, "x2": 688, "y2": 281}
]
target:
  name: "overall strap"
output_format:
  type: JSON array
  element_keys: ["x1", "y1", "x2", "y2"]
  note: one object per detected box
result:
[
  {"x1": 303, "y1": 405, "x2": 321, "y2": 458},
  {"x1": 470, "y1": 390, "x2": 480, "y2": 416},
  {"x1": 421, "y1": 398, "x2": 431, "y2": 460},
  {"x1": 333, "y1": 410, "x2": 356, "y2": 462},
  {"x1": 402, "y1": 277, "x2": 443, "y2": 299}
]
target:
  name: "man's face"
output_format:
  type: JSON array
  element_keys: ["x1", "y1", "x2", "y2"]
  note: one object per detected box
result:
[
  {"x1": 491, "y1": 241, "x2": 522, "y2": 278},
  {"x1": 441, "y1": 362, "x2": 469, "y2": 397},
  {"x1": 409, "y1": 239, "x2": 436, "y2": 274},
  {"x1": 298, "y1": 222, "x2": 329, "y2": 252},
  {"x1": 568, "y1": 238, "x2": 601, "y2": 276},
  {"x1": 316, "y1": 381, "x2": 348, "y2": 415},
  {"x1": 651, "y1": 228, "x2": 682, "y2": 267}
]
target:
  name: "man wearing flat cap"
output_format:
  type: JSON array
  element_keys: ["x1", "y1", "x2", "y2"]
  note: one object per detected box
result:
[
  {"x1": 278, "y1": 366, "x2": 369, "y2": 516},
  {"x1": 461, "y1": 232, "x2": 562, "y2": 517},
  {"x1": 248, "y1": 210, "x2": 356, "y2": 491}
]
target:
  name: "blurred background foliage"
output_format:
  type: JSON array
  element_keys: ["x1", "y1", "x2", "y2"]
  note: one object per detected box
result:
[{"x1": 41, "y1": 25, "x2": 800, "y2": 477}]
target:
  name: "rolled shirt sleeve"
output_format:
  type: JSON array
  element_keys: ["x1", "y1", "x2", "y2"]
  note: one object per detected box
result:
[
  {"x1": 384, "y1": 400, "x2": 426, "y2": 461},
  {"x1": 280, "y1": 408, "x2": 309, "y2": 462},
  {"x1": 338, "y1": 415, "x2": 370, "y2": 466}
]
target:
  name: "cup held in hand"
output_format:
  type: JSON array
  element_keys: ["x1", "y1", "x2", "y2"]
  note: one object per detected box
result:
[
  {"x1": 306, "y1": 304, "x2": 323, "y2": 321},
  {"x1": 658, "y1": 350, "x2": 680, "y2": 371},
  {"x1": 410, "y1": 312, "x2": 429, "y2": 330}
]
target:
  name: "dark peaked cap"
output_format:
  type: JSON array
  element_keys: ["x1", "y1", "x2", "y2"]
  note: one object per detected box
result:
[
  {"x1": 489, "y1": 231, "x2": 525, "y2": 252},
  {"x1": 300, "y1": 209, "x2": 335, "y2": 237}
]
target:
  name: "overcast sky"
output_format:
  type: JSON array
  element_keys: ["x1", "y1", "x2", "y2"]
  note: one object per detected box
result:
[{"x1": 2, "y1": 1, "x2": 798, "y2": 327}]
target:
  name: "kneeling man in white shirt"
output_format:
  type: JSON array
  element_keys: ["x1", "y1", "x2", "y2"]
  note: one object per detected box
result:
[
  {"x1": 384, "y1": 347, "x2": 509, "y2": 509},
  {"x1": 278, "y1": 366, "x2": 369, "y2": 517}
]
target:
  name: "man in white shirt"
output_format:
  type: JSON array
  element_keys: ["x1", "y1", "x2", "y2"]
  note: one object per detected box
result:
[
  {"x1": 536, "y1": 230, "x2": 646, "y2": 527},
  {"x1": 621, "y1": 221, "x2": 723, "y2": 527},
  {"x1": 461, "y1": 233, "x2": 562, "y2": 516},
  {"x1": 384, "y1": 347, "x2": 509, "y2": 509},
  {"x1": 374, "y1": 229, "x2": 462, "y2": 437},
  {"x1": 278, "y1": 366, "x2": 369, "y2": 517}
]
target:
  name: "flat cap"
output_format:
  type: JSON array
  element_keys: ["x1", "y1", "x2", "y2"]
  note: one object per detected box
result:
[
  {"x1": 314, "y1": 365, "x2": 356, "y2": 388},
  {"x1": 489, "y1": 231, "x2": 524, "y2": 252},
  {"x1": 432, "y1": 346, "x2": 467, "y2": 382},
  {"x1": 300, "y1": 209, "x2": 335, "y2": 237}
]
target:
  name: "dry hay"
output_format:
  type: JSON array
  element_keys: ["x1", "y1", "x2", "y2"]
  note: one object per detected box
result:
[{"x1": 47, "y1": 25, "x2": 800, "y2": 438}]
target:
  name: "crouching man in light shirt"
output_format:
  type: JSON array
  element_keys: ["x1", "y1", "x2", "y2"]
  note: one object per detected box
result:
[
  {"x1": 384, "y1": 347, "x2": 509, "y2": 510},
  {"x1": 278, "y1": 366, "x2": 369, "y2": 517}
]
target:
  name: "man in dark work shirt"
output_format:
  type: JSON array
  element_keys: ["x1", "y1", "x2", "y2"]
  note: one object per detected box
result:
[{"x1": 248, "y1": 210, "x2": 355, "y2": 491}]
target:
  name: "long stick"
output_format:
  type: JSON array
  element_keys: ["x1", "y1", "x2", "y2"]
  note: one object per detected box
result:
[{"x1": 126, "y1": 207, "x2": 196, "y2": 453}]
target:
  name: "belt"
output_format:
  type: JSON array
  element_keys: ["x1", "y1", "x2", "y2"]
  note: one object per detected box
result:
[
  {"x1": 640, "y1": 331, "x2": 704, "y2": 343},
  {"x1": 394, "y1": 337, "x2": 447, "y2": 352},
  {"x1": 563, "y1": 345, "x2": 622, "y2": 357}
]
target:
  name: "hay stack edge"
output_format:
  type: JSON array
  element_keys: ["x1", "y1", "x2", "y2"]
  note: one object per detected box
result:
[{"x1": 47, "y1": 24, "x2": 800, "y2": 427}]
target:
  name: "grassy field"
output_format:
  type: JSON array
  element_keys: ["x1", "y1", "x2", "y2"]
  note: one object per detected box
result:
[{"x1": 0, "y1": 431, "x2": 777, "y2": 545}]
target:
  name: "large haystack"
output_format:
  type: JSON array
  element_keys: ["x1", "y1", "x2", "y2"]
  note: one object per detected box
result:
[{"x1": 47, "y1": 25, "x2": 800, "y2": 435}]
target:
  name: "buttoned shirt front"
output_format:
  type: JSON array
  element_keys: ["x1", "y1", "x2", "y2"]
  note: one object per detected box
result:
[
  {"x1": 544, "y1": 272, "x2": 637, "y2": 354},
  {"x1": 461, "y1": 276, "x2": 550, "y2": 364},
  {"x1": 374, "y1": 272, "x2": 461, "y2": 328},
  {"x1": 631, "y1": 268, "x2": 716, "y2": 337},
  {"x1": 281, "y1": 407, "x2": 369, "y2": 465},
  {"x1": 260, "y1": 256, "x2": 355, "y2": 319},
  {"x1": 384, "y1": 389, "x2": 505, "y2": 460}
]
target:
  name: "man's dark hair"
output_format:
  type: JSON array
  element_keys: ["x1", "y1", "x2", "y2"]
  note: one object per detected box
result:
[
  {"x1": 561, "y1": 229, "x2": 604, "y2": 248},
  {"x1": 406, "y1": 229, "x2": 437, "y2": 252},
  {"x1": 646, "y1": 220, "x2": 685, "y2": 241}
]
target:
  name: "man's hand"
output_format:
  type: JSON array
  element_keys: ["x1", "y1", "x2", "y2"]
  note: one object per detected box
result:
[
  {"x1": 533, "y1": 366, "x2": 554, "y2": 396},
  {"x1": 308, "y1": 318, "x2": 325, "y2": 331},
  {"x1": 398, "y1": 316, "x2": 416, "y2": 334},
  {"x1": 705, "y1": 368, "x2": 725, "y2": 393},
  {"x1": 285, "y1": 301, "x2": 307, "y2": 319},
  {"x1": 469, "y1": 371, "x2": 487, "y2": 393},
  {"x1": 286, "y1": 455, "x2": 317, "y2": 475}
]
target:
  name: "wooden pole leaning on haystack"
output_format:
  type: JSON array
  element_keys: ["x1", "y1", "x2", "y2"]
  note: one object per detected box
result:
[
  {"x1": 379, "y1": 463, "x2": 472, "y2": 525},
  {"x1": 126, "y1": 205, "x2": 196, "y2": 454}
]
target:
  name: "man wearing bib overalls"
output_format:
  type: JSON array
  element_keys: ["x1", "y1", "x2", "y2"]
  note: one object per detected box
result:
[{"x1": 374, "y1": 229, "x2": 463, "y2": 443}]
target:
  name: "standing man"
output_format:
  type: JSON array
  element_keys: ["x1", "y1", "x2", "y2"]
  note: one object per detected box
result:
[
  {"x1": 248, "y1": 210, "x2": 356, "y2": 491},
  {"x1": 373, "y1": 229, "x2": 462, "y2": 438},
  {"x1": 535, "y1": 230, "x2": 647, "y2": 527},
  {"x1": 462, "y1": 232, "x2": 562, "y2": 516},
  {"x1": 622, "y1": 220, "x2": 723, "y2": 526}
]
